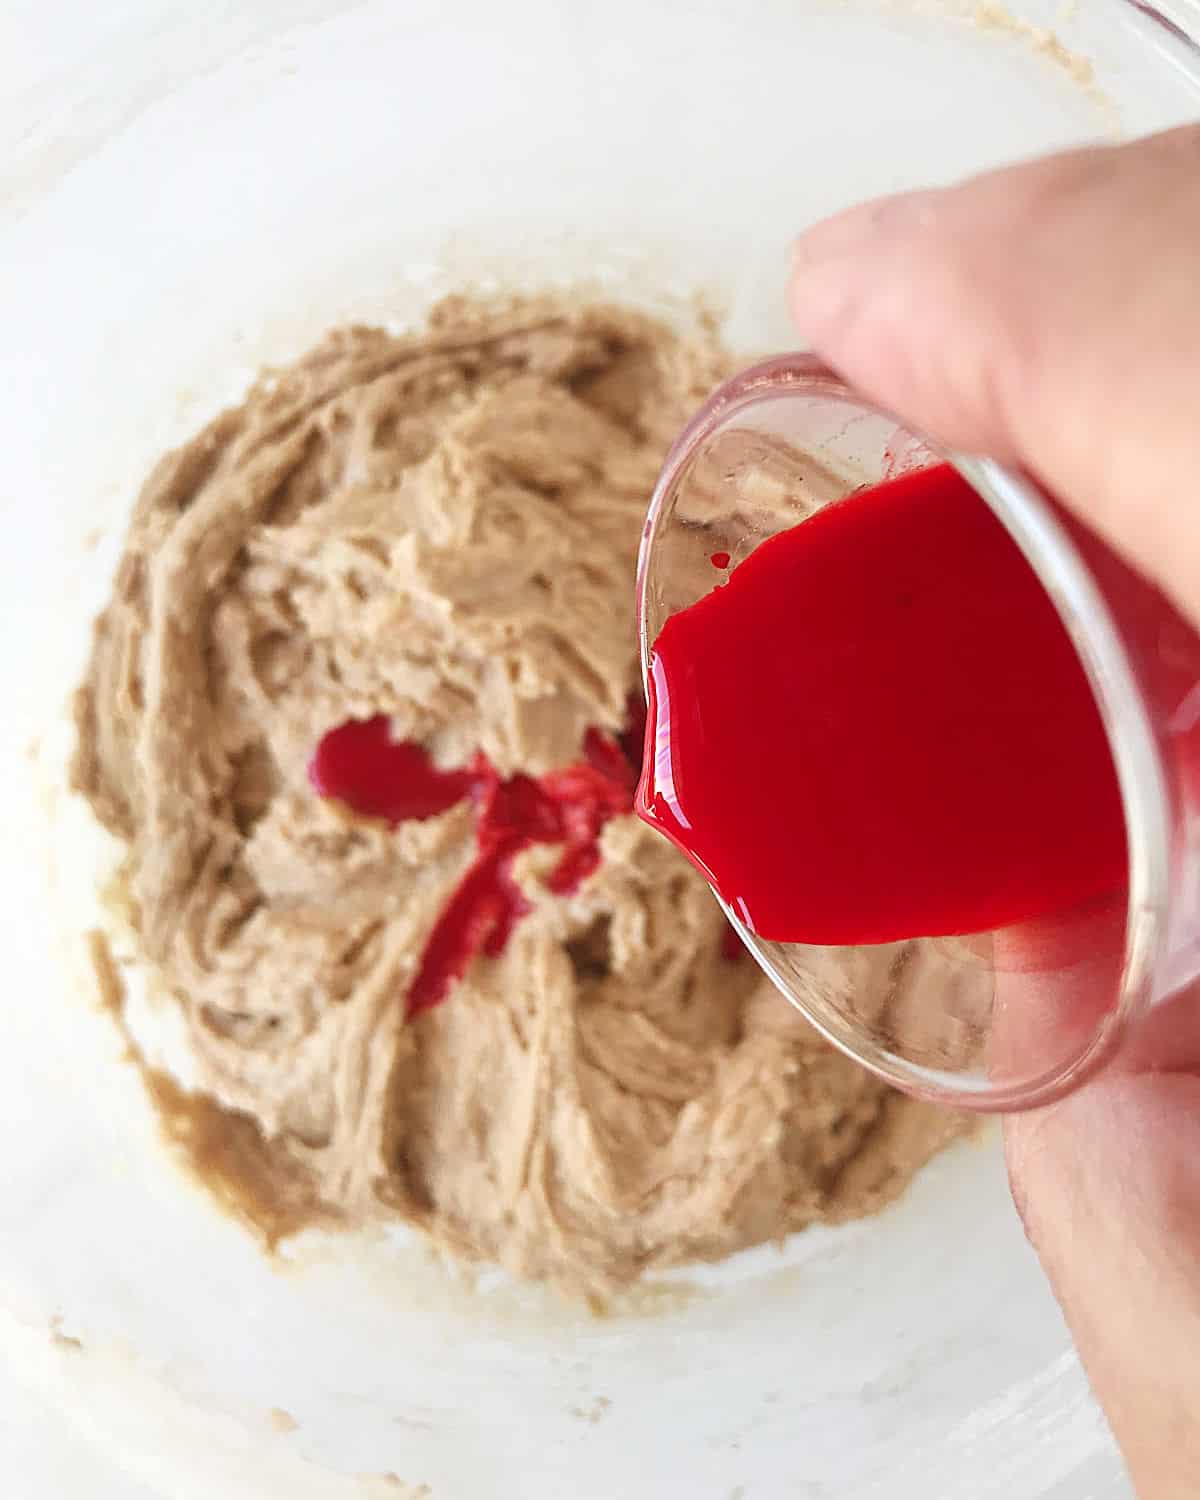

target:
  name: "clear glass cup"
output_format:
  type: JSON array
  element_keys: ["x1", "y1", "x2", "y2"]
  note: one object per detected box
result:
[{"x1": 637, "y1": 356, "x2": 1200, "y2": 1111}]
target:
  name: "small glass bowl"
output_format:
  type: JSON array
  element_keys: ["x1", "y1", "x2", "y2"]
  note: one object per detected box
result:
[{"x1": 637, "y1": 356, "x2": 1200, "y2": 1111}]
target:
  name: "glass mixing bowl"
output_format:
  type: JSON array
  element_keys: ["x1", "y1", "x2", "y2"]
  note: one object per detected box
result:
[{"x1": 3, "y1": 2, "x2": 1199, "y2": 1498}]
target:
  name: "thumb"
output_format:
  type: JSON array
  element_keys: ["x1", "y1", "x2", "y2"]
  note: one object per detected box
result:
[{"x1": 787, "y1": 125, "x2": 1200, "y2": 629}]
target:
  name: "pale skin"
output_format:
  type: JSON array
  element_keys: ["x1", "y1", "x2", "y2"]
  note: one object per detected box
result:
[{"x1": 789, "y1": 124, "x2": 1200, "y2": 1498}]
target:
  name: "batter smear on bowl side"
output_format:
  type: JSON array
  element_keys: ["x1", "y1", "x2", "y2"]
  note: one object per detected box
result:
[{"x1": 72, "y1": 294, "x2": 966, "y2": 1299}]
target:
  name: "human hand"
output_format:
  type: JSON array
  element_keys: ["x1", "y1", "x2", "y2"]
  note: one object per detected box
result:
[{"x1": 788, "y1": 124, "x2": 1200, "y2": 1498}]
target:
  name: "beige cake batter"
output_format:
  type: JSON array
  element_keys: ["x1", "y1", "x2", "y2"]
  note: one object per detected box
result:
[{"x1": 73, "y1": 294, "x2": 965, "y2": 1299}]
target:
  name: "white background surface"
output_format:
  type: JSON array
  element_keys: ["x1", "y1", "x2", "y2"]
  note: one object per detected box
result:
[{"x1": 3, "y1": 2, "x2": 1199, "y2": 1496}]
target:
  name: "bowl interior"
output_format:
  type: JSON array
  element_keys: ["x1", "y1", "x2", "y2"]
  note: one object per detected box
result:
[{"x1": 5, "y1": 1, "x2": 1199, "y2": 1495}]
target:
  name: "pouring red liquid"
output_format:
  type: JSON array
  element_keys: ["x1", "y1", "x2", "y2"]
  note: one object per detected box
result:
[{"x1": 635, "y1": 462, "x2": 1129, "y2": 946}]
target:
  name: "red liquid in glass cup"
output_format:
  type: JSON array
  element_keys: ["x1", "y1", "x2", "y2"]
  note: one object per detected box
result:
[
  {"x1": 637, "y1": 462, "x2": 1142, "y2": 948},
  {"x1": 634, "y1": 342, "x2": 1200, "y2": 1105}
]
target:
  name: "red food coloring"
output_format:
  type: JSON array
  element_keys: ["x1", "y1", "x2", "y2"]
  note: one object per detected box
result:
[
  {"x1": 636, "y1": 463, "x2": 1128, "y2": 946},
  {"x1": 710, "y1": 550, "x2": 732, "y2": 570},
  {"x1": 310, "y1": 712, "x2": 649, "y2": 1014},
  {"x1": 405, "y1": 826, "x2": 529, "y2": 1014},
  {"x1": 309, "y1": 717, "x2": 471, "y2": 821}
]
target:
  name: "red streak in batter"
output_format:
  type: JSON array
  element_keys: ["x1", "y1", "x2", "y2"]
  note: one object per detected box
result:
[
  {"x1": 310, "y1": 717, "x2": 636, "y2": 1013},
  {"x1": 636, "y1": 463, "x2": 1128, "y2": 946}
]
